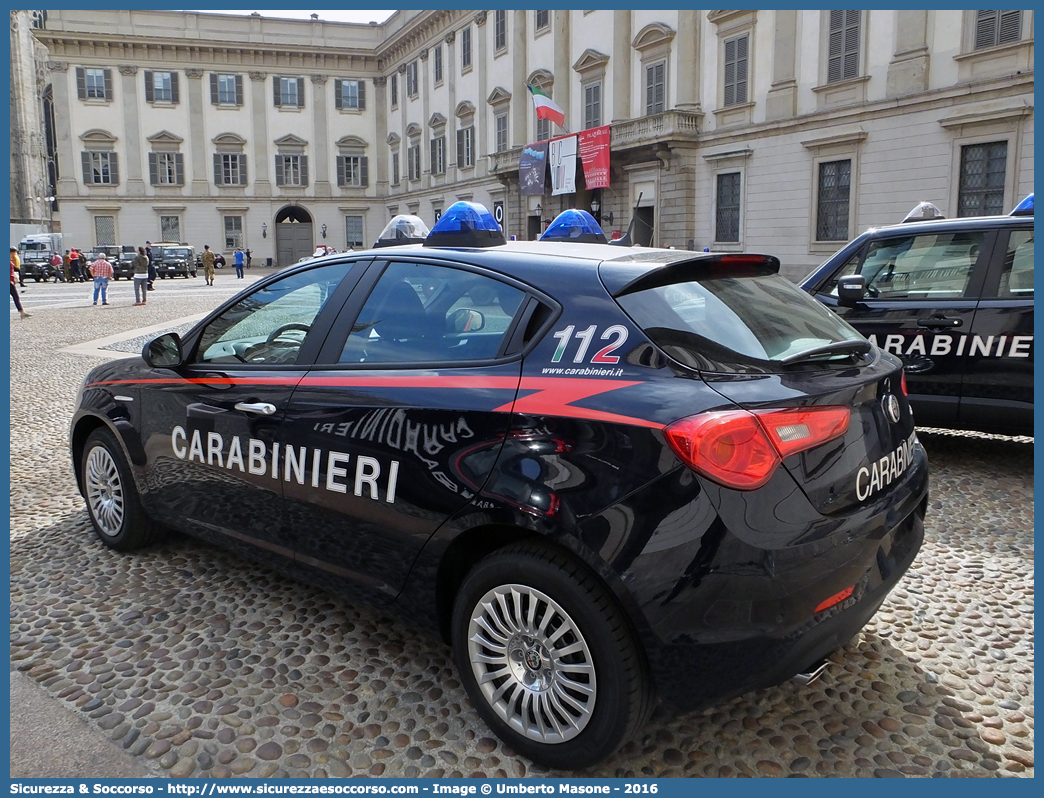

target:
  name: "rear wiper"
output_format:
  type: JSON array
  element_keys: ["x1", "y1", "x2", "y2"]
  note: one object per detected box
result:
[{"x1": 779, "y1": 340, "x2": 871, "y2": 365}]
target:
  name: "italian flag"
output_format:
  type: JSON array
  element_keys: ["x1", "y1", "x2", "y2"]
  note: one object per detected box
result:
[{"x1": 528, "y1": 84, "x2": 566, "y2": 128}]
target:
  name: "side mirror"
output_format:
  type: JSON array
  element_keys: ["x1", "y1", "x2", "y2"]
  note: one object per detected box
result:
[
  {"x1": 143, "y1": 332, "x2": 184, "y2": 368},
  {"x1": 450, "y1": 307, "x2": 485, "y2": 333},
  {"x1": 836, "y1": 275, "x2": 867, "y2": 307}
]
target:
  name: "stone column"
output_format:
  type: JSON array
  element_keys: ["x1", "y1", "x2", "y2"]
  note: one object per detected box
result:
[
  {"x1": 250, "y1": 71, "x2": 271, "y2": 193},
  {"x1": 887, "y1": 10, "x2": 930, "y2": 97},
  {"x1": 311, "y1": 74, "x2": 331, "y2": 197},
  {"x1": 553, "y1": 11, "x2": 571, "y2": 128},
  {"x1": 446, "y1": 31, "x2": 458, "y2": 176},
  {"x1": 675, "y1": 10, "x2": 701, "y2": 111},
  {"x1": 512, "y1": 9, "x2": 528, "y2": 146},
  {"x1": 474, "y1": 11, "x2": 489, "y2": 176},
  {"x1": 420, "y1": 48, "x2": 431, "y2": 189},
  {"x1": 118, "y1": 65, "x2": 145, "y2": 196},
  {"x1": 373, "y1": 75, "x2": 388, "y2": 195},
  {"x1": 765, "y1": 9, "x2": 798, "y2": 121},
  {"x1": 184, "y1": 68, "x2": 209, "y2": 195},
  {"x1": 612, "y1": 11, "x2": 632, "y2": 122},
  {"x1": 47, "y1": 61, "x2": 78, "y2": 197}
]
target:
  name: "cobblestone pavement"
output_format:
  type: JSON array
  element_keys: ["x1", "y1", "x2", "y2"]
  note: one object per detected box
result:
[{"x1": 9, "y1": 285, "x2": 1034, "y2": 778}]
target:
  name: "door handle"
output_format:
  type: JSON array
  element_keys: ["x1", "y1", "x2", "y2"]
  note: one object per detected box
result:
[
  {"x1": 917, "y1": 316, "x2": 963, "y2": 329},
  {"x1": 234, "y1": 402, "x2": 277, "y2": 416}
]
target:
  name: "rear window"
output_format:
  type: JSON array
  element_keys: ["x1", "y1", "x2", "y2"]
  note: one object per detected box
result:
[{"x1": 616, "y1": 270, "x2": 866, "y2": 373}]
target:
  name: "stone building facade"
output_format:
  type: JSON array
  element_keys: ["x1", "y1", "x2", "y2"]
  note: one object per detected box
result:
[{"x1": 22, "y1": 9, "x2": 1036, "y2": 275}]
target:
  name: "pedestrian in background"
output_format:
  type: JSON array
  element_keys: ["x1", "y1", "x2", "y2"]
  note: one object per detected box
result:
[
  {"x1": 50, "y1": 251, "x2": 64, "y2": 283},
  {"x1": 201, "y1": 245, "x2": 216, "y2": 285},
  {"x1": 10, "y1": 251, "x2": 30, "y2": 318},
  {"x1": 245, "y1": 249, "x2": 252, "y2": 269},
  {"x1": 63, "y1": 250, "x2": 73, "y2": 282},
  {"x1": 234, "y1": 248, "x2": 245, "y2": 278},
  {"x1": 12, "y1": 247, "x2": 26, "y2": 288},
  {"x1": 132, "y1": 246, "x2": 150, "y2": 306},
  {"x1": 145, "y1": 240, "x2": 156, "y2": 291},
  {"x1": 89, "y1": 252, "x2": 113, "y2": 305}
]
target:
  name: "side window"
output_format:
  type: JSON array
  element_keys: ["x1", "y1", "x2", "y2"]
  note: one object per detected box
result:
[
  {"x1": 856, "y1": 231, "x2": 986, "y2": 300},
  {"x1": 340, "y1": 261, "x2": 525, "y2": 365},
  {"x1": 195, "y1": 263, "x2": 347, "y2": 365},
  {"x1": 997, "y1": 229, "x2": 1034, "y2": 298}
]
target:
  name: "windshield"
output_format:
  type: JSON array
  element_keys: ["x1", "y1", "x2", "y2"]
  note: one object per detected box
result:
[
  {"x1": 616, "y1": 271, "x2": 866, "y2": 373},
  {"x1": 164, "y1": 248, "x2": 191, "y2": 259}
]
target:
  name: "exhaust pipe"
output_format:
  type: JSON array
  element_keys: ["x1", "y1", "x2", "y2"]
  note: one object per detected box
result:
[{"x1": 791, "y1": 658, "x2": 831, "y2": 687}]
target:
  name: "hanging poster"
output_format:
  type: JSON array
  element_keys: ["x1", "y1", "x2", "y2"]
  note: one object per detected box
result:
[
  {"x1": 549, "y1": 135, "x2": 578, "y2": 196},
  {"x1": 518, "y1": 142, "x2": 548, "y2": 196},
  {"x1": 578, "y1": 125, "x2": 611, "y2": 189}
]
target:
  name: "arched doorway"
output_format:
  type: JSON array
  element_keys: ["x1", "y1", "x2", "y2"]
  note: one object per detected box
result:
[{"x1": 275, "y1": 205, "x2": 314, "y2": 266}]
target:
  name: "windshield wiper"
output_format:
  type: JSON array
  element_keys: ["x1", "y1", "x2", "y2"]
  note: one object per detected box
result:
[{"x1": 779, "y1": 339, "x2": 871, "y2": 365}]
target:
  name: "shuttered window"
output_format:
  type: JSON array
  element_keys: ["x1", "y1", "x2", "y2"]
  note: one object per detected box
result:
[
  {"x1": 148, "y1": 152, "x2": 184, "y2": 185},
  {"x1": 144, "y1": 71, "x2": 179, "y2": 103},
  {"x1": 723, "y1": 35, "x2": 749, "y2": 106},
  {"x1": 457, "y1": 126, "x2": 475, "y2": 168},
  {"x1": 391, "y1": 152, "x2": 400, "y2": 186},
  {"x1": 495, "y1": 11, "x2": 507, "y2": 52},
  {"x1": 335, "y1": 79, "x2": 366, "y2": 110},
  {"x1": 584, "y1": 84, "x2": 601, "y2": 129},
  {"x1": 958, "y1": 141, "x2": 1007, "y2": 217},
  {"x1": 274, "y1": 76, "x2": 304, "y2": 107},
  {"x1": 645, "y1": 61, "x2": 665, "y2": 115},
  {"x1": 76, "y1": 67, "x2": 112, "y2": 101},
  {"x1": 275, "y1": 155, "x2": 308, "y2": 187},
  {"x1": 461, "y1": 27, "x2": 472, "y2": 70},
  {"x1": 390, "y1": 74, "x2": 398, "y2": 107},
  {"x1": 975, "y1": 10, "x2": 1021, "y2": 49},
  {"x1": 495, "y1": 114, "x2": 508, "y2": 153},
  {"x1": 434, "y1": 45, "x2": 444, "y2": 84},
  {"x1": 406, "y1": 62, "x2": 418, "y2": 98},
  {"x1": 336, "y1": 155, "x2": 369, "y2": 188},
  {"x1": 213, "y1": 153, "x2": 247, "y2": 186},
  {"x1": 827, "y1": 10, "x2": 861, "y2": 83},
  {"x1": 81, "y1": 152, "x2": 119, "y2": 185},
  {"x1": 210, "y1": 74, "x2": 243, "y2": 105},
  {"x1": 408, "y1": 144, "x2": 422, "y2": 181},
  {"x1": 430, "y1": 137, "x2": 446, "y2": 175}
]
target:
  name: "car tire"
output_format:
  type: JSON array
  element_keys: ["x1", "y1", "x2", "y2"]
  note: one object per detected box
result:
[
  {"x1": 451, "y1": 542, "x2": 653, "y2": 769},
  {"x1": 80, "y1": 428, "x2": 163, "y2": 552}
]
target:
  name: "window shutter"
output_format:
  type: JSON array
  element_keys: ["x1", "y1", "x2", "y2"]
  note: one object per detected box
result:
[
  {"x1": 235, "y1": 75, "x2": 243, "y2": 105},
  {"x1": 144, "y1": 71, "x2": 155, "y2": 102},
  {"x1": 300, "y1": 156, "x2": 308, "y2": 187},
  {"x1": 148, "y1": 152, "x2": 158, "y2": 184},
  {"x1": 238, "y1": 154, "x2": 247, "y2": 185},
  {"x1": 735, "y1": 35, "x2": 748, "y2": 104},
  {"x1": 360, "y1": 156, "x2": 369, "y2": 187},
  {"x1": 297, "y1": 77, "x2": 305, "y2": 107},
  {"x1": 358, "y1": 80, "x2": 366, "y2": 110},
  {"x1": 214, "y1": 153, "x2": 222, "y2": 184},
  {"x1": 81, "y1": 151, "x2": 91, "y2": 184},
  {"x1": 336, "y1": 155, "x2": 346, "y2": 187},
  {"x1": 76, "y1": 67, "x2": 86, "y2": 100},
  {"x1": 209, "y1": 73, "x2": 218, "y2": 104},
  {"x1": 430, "y1": 139, "x2": 437, "y2": 172},
  {"x1": 109, "y1": 153, "x2": 119, "y2": 184},
  {"x1": 170, "y1": 73, "x2": 180, "y2": 104},
  {"x1": 273, "y1": 77, "x2": 281, "y2": 107},
  {"x1": 175, "y1": 153, "x2": 185, "y2": 185},
  {"x1": 975, "y1": 11, "x2": 997, "y2": 49},
  {"x1": 724, "y1": 39, "x2": 736, "y2": 106},
  {"x1": 999, "y1": 10, "x2": 1021, "y2": 44},
  {"x1": 103, "y1": 69, "x2": 113, "y2": 100},
  {"x1": 274, "y1": 156, "x2": 284, "y2": 186},
  {"x1": 457, "y1": 130, "x2": 464, "y2": 166},
  {"x1": 334, "y1": 79, "x2": 343, "y2": 110}
]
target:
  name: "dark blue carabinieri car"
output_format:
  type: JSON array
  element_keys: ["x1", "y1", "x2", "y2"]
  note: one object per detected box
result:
[{"x1": 70, "y1": 203, "x2": 928, "y2": 768}]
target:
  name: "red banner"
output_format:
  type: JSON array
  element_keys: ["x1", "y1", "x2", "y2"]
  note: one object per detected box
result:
[{"x1": 578, "y1": 125, "x2": 611, "y2": 189}]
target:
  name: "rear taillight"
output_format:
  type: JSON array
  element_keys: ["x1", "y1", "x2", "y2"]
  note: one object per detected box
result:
[
  {"x1": 900, "y1": 370, "x2": 908, "y2": 396},
  {"x1": 664, "y1": 406, "x2": 850, "y2": 490}
]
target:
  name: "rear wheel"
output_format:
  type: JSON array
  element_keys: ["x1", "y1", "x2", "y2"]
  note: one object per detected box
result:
[
  {"x1": 81, "y1": 428, "x2": 163, "y2": 551},
  {"x1": 451, "y1": 543, "x2": 653, "y2": 769}
]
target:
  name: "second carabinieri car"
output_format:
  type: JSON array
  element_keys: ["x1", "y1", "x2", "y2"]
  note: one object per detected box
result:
[{"x1": 70, "y1": 202, "x2": 929, "y2": 768}]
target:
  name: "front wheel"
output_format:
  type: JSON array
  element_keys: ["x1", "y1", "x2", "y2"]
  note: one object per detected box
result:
[
  {"x1": 80, "y1": 427, "x2": 163, "y2": 551},
  {"x1": 451, "y1": 543, "x2": 653, "y2": 769}
]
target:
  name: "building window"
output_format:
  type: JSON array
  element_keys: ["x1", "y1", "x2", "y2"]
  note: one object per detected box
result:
[
  {"x1": 715, "y1": 172, "x2": 741, "y2": 242},
  {"x1": 148, "y1": 152, "x2": 184, "y2": 186},
  {"x1": 494, "y1": 11, "x2": 507, "y2": 52},
  {"x1": 337, "y1": 155, "x2": 369, "y2": 188},
  {"x1": 434, "y1": 45, "x2": 444, "y2": 85},
  {"x1": 536, "y1": 10, "x2": 550, "y2": 31},
  {"x1": 214, "y1": 153, "x2": 247, "y2": 186},
  {"x1": 81, "y1": 151, "x2": 119, "y2": 185},
  {"x1": 430, "y1": 136, "x2": 446, "y2": 175},
  {"x1": 224, "y1": 216, "x2": 244, "y2": 251},
  {"x1": 406, "y1": 61, "x2": 418, "y2": 98},
  {"x1": 345, "y1": 215, "x2": 365, "y2": 249},
  {"x1": 584, "y1": 83, "x2": 601, "y2": 129},
  {"x1": 975, "y1": 10, "x2": 1022, "y2": 50},
  {"x1": 816, "y1": 159, "x2": 851, "y2": 241},
  {"x1": 145, "y1": 70, "x2": 178, "y2": 103},
  {"x1": 391, "y1": 152, "x2": 400, "y2": 186},
  {"x1": 160, "y1": 215, "x2": 180, "y2": 242},
  {"x1": 335, "y1": 79, "x2": 366, "y2": 110},
  {"x1": 408, "y1": 143, "x2": 422, "y2": 181},
  {"x1": 95, "y1": 216, "x2": 116, "y2": 246},
  {"x1": 457, "y1": 126, "x2": 475, "y2": 168},
  {"x1": 275, "y1": 154, "x2": 308, "y2": 187},
  {"x1": 536, "y1": 117, "x2": 550, "y2": 142},
  {"x1": 76, "y1": 67, "x2": 112, "y2": 101},
  {"x1": 274, "y1": 76, "x2": 304, "y2": 108},
  {"x1": 958, "y1": 141, "x2": 1007, "y2": 217},
  {"x1": 495, "y1": 113, "x2": 508, "y2": 153},
  {"x1": 723, "y1": 34, "x2": 748, "y2": 105},
  {"x1": 645, "y1": 61, "x2": 666, "y2": 115},
  {"x1": 827, "y1": 10, "x2": 860, "y2": 82},
  {"x1": 390, "y1": 74, "x2": 398, "y2": 107},
  {"x1": 211, "y1": 73, "x2": 243, "y2": 105},
  {"x1": 461, "y1": 26, "x2": 472, "y2": 70}
]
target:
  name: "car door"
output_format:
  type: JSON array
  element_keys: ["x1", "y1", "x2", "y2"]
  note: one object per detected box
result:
[
  {"x1": 812, "y1": 227, "x2": 994, "y2": 428},
  {"x1": 280, "y1": 257, "x2": 532, "y2": 604},
  {"x1": 138, "y1": 261, "x2": 363, "y2": 566},
  {"x1": 959, "y1": 225, "x2": 1034, "y2": 434}
]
